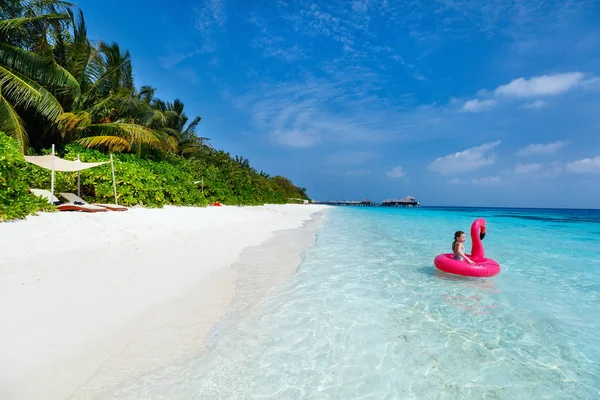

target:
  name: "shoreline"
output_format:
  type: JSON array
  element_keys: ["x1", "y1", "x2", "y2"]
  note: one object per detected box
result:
[{"x1": 0, "y1": 204, "x2": 328, "y2": 400}]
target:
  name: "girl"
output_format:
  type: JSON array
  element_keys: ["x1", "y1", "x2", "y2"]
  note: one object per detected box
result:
[{"x1": 453, "y1": 231, "x2": 475, "y2": 264}]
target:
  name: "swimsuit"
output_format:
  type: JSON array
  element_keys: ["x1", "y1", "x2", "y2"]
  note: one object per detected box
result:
[{"x1": 453, "y1": 242, "x2": 464, "y2": 261}]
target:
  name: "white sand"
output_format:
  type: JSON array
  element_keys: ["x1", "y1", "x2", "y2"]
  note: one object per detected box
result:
[{"x1": 0, "y1": 204, "x2": 328, "y2": 400}]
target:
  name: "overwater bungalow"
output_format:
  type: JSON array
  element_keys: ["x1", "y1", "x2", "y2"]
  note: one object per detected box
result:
[{"x1": 381, "y1": 196, "x2": 420, "y2": 207}]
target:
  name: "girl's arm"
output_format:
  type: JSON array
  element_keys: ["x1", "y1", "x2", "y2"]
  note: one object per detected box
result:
[{"x1": 458, "y1": 244, "x2": 475, "y2": 264}]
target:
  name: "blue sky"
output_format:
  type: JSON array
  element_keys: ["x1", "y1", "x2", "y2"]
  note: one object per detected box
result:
[{"x1": 75, "y1": 0, "x2": 600, "y2": 208}]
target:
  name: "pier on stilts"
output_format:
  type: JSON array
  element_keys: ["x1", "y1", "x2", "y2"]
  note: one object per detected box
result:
[{"x1": 313, "y1": 196, "x2": 420, "y2": 208}]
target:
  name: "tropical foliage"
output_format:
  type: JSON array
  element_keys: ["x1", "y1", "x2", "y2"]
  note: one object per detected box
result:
[
  {"x1": 0, "y1": 1, "x2": 309, "y2": 220},
  {"x1": 0, "y1": 131, "x2": 53, "y2": 221}
]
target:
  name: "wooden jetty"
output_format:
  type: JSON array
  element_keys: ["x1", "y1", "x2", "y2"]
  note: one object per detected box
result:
[
  {"x1": 313, "y1": 199, "x2": 377, "y2": 207},
  {"x1": 313, "y1": 196, "x2": 419, "y2": 208}
]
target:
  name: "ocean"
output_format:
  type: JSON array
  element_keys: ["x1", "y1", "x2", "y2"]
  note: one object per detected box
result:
[{"x1": 107, "y1": 207, "x2": 600, "y2": 399}]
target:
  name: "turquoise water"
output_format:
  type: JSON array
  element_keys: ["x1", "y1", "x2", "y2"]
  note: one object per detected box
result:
[{"x1": 110, "y1": 207, "x2": 599, "y2": 399}]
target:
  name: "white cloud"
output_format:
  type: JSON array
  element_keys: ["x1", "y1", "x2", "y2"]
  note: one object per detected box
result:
[
  {"x1": 450, "y1": 176, "x2": 500, "y2": 185},
  {"x1": 472, "y1": 176, "x2": 500, "y2": 185},
  {"x1": 269, "y1": 129, "x2": 319, "y2": 148},
  {"x1": 515, "y1": 163, "x2": 543, "y2": 174},
  {"x1": 352, "y1": 0, "x2": 369, "y2": 12},
  {"x1": 386, "y1": 166, "x2": 406, "y2": 178},
  {"x1": 522, "y1": 100, "x2": 548, "y2": 110},
  {"x1": 494, "y1": 72, "x2": 584, "y2": 98},
  {"x1": 428, "y1": 141, "x2": 501, "y2": 174},
  {"x1": 458, "y1": 72, "x2": 594, "y2": 113},
  {"x1": 462, "y1": 99, "x2": 497, "y2": 112},
  {"x1": 516, "y1": 140, "x2": 567, "y2": 156},
  {"x1": 566, "y1": 156, "x2": 600, "y2": 173},
  {"x1": 232, "y1": 75, "x2": 432, "y2": 149},
  {"x1": 195, "y1": 0, "x2": 226, "y2": 33},
  {"x1": 158, "y1": 50, "x2": 203, "y2": 69},
  {"x1": 251, "y1": 34, "x2": 309, "y2": 62}
]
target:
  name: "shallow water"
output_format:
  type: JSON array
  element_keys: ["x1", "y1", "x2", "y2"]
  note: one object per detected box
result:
[{"x1": 105, "y1": 207, "x2": 600, "y2": 399}]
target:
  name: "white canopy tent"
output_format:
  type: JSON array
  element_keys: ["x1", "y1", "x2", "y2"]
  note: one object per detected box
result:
[{"x1": 24, "y1": 144, "x2": 119, "y2": 205}]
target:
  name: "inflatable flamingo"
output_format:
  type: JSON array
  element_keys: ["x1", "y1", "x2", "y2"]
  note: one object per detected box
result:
[{"x1": 434, "y1": 218, "x2": 500, "y2": 278}]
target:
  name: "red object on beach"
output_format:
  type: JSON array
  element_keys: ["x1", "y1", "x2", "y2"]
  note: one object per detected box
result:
[
  {"x1": 213, "y1": 201, "x2": 222, "y2": 206},
  {"x1": 433, "y1": 218, "x2": 500, "y2": 278},
  {"x1": 56, "y1": 204, "x2": 108, "y2": 213}
]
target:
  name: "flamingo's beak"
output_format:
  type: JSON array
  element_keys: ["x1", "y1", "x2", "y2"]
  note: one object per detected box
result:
[{"x1": 480, "y1": 225, "x2": 486, "y2": 240}]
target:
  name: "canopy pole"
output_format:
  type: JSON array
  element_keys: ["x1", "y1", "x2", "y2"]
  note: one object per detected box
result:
[
  {"x1": 50, "y1": 144, "x2": 55, "y2": 204},
  {"x1": 110, "y1": 154, "x2": 118, "y2": 205},
  {"x1": 77, "y1": 154, "x2": 81, "y2": 198}
]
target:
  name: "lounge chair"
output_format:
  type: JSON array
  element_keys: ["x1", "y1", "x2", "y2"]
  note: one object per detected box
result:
[
  {"x1": 29, "y1": 189, "x2": 108, "y2": 213},
  {"x1": 59, "y1": 192, "x2": 128, "y2": 212}
]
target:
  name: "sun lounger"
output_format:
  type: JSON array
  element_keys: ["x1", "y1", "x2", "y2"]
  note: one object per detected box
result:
[
  {"x1": 29, "y1": 188, "x2": 60, "y2": 204},
  {"x1": 30, "y1": 189, "x2": 108, "y2": 213},
  {"x1": 59, "y1": 192, "x2": 128, "y2": 211}
]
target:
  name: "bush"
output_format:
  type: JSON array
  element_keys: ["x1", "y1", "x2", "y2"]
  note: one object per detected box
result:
[
  {"x1": 0, "y1": 132, "x2": 54, "y2": 221},
  {"x1": 7, "y1": 141, "x2": 309, "y2": 220},
  {"x1": 21, "y1": 144, "x2": 209, "y2": 208}
]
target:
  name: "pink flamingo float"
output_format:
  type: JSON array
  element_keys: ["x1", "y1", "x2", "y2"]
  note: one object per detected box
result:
[{"x1": 434, "y1": 218, "x2": 500, "y2": 278}]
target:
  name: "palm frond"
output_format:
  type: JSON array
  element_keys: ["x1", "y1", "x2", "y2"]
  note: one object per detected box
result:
[
  {"x1": 0, "y1": 65, "x2": 64, "y2": 121},
  {"x1": 158, "y1": 127, "x2": 179, "y2": 137},
  {"x1": 27, "y1": 1, "x2": 75, "y2": 11},
  {"x1": 137, "y1": 85, "x2": 155, "y2": 103},
  {"x1": 148, "y1": 109, "x2": 167, "y2": 126},
  {"x1": 178, "y1": 144, "x2": 201, "y2": 155},
  {"x1": 152, "y1": 129, "x2": 178, "y2": 151},
  {"x1": 76, "y1": 135, "x2": 130, "y2": 152},
  {"x1": 97, "y1": 41, "x2": 133, "y2": 92},
  {"x1": 150, "y1": 98, "x2": 166, "y2": 112},
  {"x1": 176, "y1": 113, "x2": 188, "y2": 132},
  {"x1": 84, "y1": 90, "x2": 149, "y2": 120},
  {"x1": 85, "y1": 122, "x2": 160, "y2": 147},
  {"x1": 171, "y1": 99, "x2": 185, "y2": 115},
  {"x1": 0, "y1": 92, "x2": 28, "y2": 152},
  {"x1": 57, "y1": 111, "x2": 91, "y2": 137},
  {"x1": 80, "y1": 49, "x2": 133, "y2": 101},
  {"x1": 0, "y1": 14, "x2": 69, "y2": 36},
  {"x1": 163, "y1": 110, "x2": 179, "y2": 119},
  {"x1": 182, "y1": 116, "x2": 201, "y2": 135},
  {"x1": 81, "y1": 46, "x2": 104, "y2": 86},
  {"x1": 0, "y1": 43, "x2": 79, "y2": 95},
  {"x1": 65, "y1": 9, "x2": 91, "y2": 85}
]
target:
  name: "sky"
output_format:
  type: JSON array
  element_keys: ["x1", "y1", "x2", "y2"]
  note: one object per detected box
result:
[{"x1": 75, "y1": 0, "x2": 600, "y2": 208}]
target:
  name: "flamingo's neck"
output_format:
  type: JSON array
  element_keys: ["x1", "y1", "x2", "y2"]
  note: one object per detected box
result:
[{"x1": 470, "y1": 218, "x2": 485, "y2": 258}]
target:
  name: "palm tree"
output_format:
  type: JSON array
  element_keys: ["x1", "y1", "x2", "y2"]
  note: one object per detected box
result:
[
  {"x1": 2, "y1": 4, "x2": 174, "y2": 153},
  {"x1": 144, "y1": 96, "x2": 208, "y2": 156},
  {"x1": 234, "y1": 155, "x2": 250, "y2": 169},
  {"x1": 0, "y1": 0, "x2": 77, "y2": 151},
  {"x1": 56, "y1": 28, "x2": 164, "y2": 153}
]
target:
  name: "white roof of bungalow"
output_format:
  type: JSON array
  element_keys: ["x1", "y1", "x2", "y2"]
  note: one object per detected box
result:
[{"x1": 383, "y1": 196, "x2": 418, "y2": 203}]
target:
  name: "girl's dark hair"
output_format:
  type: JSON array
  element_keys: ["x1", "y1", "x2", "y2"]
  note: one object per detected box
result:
[{"x1": 452, "y1": 231, "x2": 465, "y2": 252}]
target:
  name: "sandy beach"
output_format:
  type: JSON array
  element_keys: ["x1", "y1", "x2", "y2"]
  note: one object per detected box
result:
[{"x1": 0, "y1": 204, "x2": 328, "y2": 400}]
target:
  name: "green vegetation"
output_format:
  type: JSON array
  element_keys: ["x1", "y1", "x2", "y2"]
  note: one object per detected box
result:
[
  {"x1": 0, "y1": 132, "x2": 53, "y2": 221},
  {"x1": 0, "y1": 1, "x2": 309, "y2": 220}
]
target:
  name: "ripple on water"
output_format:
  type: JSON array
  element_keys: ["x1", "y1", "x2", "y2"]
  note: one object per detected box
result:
[{"x1": 105, "y1": 207, "x2": 600, "y2": 399}]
